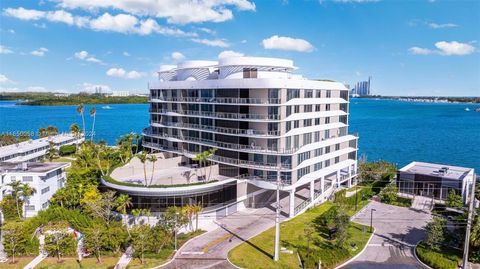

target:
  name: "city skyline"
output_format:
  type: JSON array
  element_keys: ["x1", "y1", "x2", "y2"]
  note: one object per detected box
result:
[{"x1": 0, "y1": 0, "x2": 479, "y2": 96}]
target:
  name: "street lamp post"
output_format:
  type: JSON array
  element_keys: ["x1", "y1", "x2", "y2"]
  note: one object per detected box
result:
[
  {"x1": 370, "y1": 209, "x2": 376, "y2": 233},
  {"x1": 274, "y1": 170, "x2": 281, "y2": 261}
]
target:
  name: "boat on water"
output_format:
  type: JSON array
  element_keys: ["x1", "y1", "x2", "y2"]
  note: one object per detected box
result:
[
  {"x1": 465, "y1": 108, "x2": 470, "y2": 111},
  {"x1": 102, "y1": 105, "x2": 113, "y2": 109}
]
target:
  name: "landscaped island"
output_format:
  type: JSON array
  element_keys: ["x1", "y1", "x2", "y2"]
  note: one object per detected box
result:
[
  {"x1": 0, "y1": 92, "x2": 148, "y2": 105},
  {"x1": 359, "y1": 95, "x2": 480, "y2": 104}
]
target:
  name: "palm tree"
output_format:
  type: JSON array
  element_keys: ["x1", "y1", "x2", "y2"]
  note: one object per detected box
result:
[
  {"x1": 148, "y1": 154, "x2": 158, "y2": 186},
  {"x1": 47, "y1": 141, "x2": 58, "y2": 161},
  {"x1": 193, "y1": 149, "x2": 217, "y2": 181},
  {"x1": 20, "y1": 184, "x2": 36, "y2": 218},
  {"x1": 192, "y1": 203, "x2": 203, "y2": 231},
  {"x1": 7, "y1": 180, "x2": 22, "y2": 219},
  {"x1": 90, "y1": 107, "x2": 97, "y2": 141},
  {"x1": 134, "y1": 133, "x2": 142, "y2": 154},
  {"x1": 116, "y1": 194, "x2": 133, "y2": 231},
  {"x1": 76, "y1": 104, "x2": 85, "y2": 136},
  {"x1": 182, "y1": 205, "x2": 195, "y2": 231},
  {"x1": 70, "y1": 123, "x2": 81, "y2": 139},
  {"x1": 136, "y1": 152, "x2": 148, "y2": 186}
]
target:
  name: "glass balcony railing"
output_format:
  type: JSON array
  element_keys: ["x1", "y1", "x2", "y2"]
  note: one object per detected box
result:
[
  {"x1": 151, "y1": 121, "x2": 280, "y2": 136},
  {"x1": 150, "y1": 96, "x2": 281, "y2": 104},
  {"x1": 149, "y1": 109, "x2": 280, "y2": 120}
]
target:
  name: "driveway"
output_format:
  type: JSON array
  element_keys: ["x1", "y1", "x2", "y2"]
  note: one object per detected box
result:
[{"x1": 341, "y1": 201, "x2": 432, "y2": 269}]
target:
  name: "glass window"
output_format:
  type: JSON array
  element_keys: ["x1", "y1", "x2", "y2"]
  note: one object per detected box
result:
[
  {"x1": 294, "y1": 135, "x2": 300, "y2": 148},
  {"x1": 286, "y1": 136, "x2": 291, "y2": 149},
  {"x1": 286, "y1": 106, "x2": 292, "y2": 117},
  {"x1": 303, "y1": 133, "x2": 312, "y2": 145},
  {"x1": 294, "y1": 120, "x2": 299, "y2": 128},
  {"x1": 304, "y1": 105, "x2": 312, "y2": 112},
  {"x1": 315, "y1": 90, "x2": 321, "y2": 98},
  {"x1": 326, "y1": 90, "x2": 332, "y2": 98},
  {"x1": 304, "y1": 119, "x2": 312, "y2": 127},
  {"x1": 305, "y1": 89, "x2": 313, "y2": 98},
  {"x1": 294, "y1": 105, "x2": 300, "y2": 113},
  {"x1": 286, "y1": 121, "x2": 291, "y2": 132},
  {"x1": 314, "y1": 131, "x2": 320, "y2": 142}
]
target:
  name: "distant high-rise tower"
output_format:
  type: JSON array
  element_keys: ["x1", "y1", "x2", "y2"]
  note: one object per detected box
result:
[{"x1": 351, "y1": 77, "x2": 371, "y2": 96}]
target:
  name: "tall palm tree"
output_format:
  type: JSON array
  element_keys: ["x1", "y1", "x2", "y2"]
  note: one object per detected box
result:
[
  {"x1": 90, "y1": 107, "x2": 97, "y2": 141},
  {"x1": 116, "y1": 194, "x2": 133, "y2": 231},
  {"x1": 137, "y1": 152, "x2": 148, "y2": 186},
  {"x1": 133, "y1": 133, "x2": 142, "y2": 154},
  {"x1": 76, "y1": 104, "x2": 85, "y2": 136},
  {"x1": 192, "y1": 203, "x2": 203, "y2": 231},
  {"x1": 7, "y1": 180, "x2": 22, "y2": 218},
  {"x1": 148, "y1": 154, "x2": 158, "y2": 186},
  {"x1": 20, "y1": 184, "x2": 36, "y2": 218},
  {"x1": 47, "y1": 141, "x2": 58, "y2": 161}
]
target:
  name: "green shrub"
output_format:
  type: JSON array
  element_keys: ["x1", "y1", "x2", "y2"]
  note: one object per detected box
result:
[
  {"x1": 416, "y1": 242, "x2": 460, "y2": 269},
  {"x1": 59, "y1": 144, "x2": 76, "y2": 155},
  {"x1": 0, "y1": 195, "x2": 22, "y2": 221}
]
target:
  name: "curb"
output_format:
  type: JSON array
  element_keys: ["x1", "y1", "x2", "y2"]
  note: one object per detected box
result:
[
  {"x1": 334, "y1": 227, "x2": 375, "y2": 269},
  {"x1": 413, "y1": 241, "x2": 433, "y2": 269}
]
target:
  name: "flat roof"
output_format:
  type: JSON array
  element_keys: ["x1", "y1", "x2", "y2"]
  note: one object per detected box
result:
[
  {"x1": 399, "y1": 161, "x2": 474, "y2": 181},
  {"x1": 0, "y1": 161, "x2": 69, "y2": 174},
  {"x1": 0, "y1": 133, "x2": 80, "y2": 158}
]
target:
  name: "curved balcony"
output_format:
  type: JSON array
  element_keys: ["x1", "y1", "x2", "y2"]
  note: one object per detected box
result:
[
  {"x1": 151, "y1": 121, "x2": 280, "y2": 137},
  {"x1": 149, "y1": 109, "x2": 280, "y2": 121},
  {"x1": 150, "y1": 97, "x2": 281, "y2": 105}
]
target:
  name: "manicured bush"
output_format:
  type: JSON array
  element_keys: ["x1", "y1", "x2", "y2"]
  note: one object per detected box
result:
[
  {"x1": 416, "y1": 242, "x2": 460, "y2": 269},
  {"x1": 59, "y1": 144, "x2": 76, "y2": 155}
]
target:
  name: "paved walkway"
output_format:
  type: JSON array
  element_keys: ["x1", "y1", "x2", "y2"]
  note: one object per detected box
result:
[
  {"x1": 341, "y1": 201, "x2": 432, "y2": 269},
  {"x1": 411, "y1": 196, "x2": 434, "y2": 212},
  {"x1": 157, "y1": 186, "x2": 317, "y2": 269}
]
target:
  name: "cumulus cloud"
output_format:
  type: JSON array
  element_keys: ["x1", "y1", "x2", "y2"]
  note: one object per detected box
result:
[
  {"x1": 0, "y1": 45, "x2": 13, "y2": 54},
  {"x1": 171, "y1": 52, "x2": 185, "y2": 61},
  {"x1": 428, "y1": 23, "x2": 458, "y2": 29},
  {"x1": 191, "y1": 38, "x2": 229, "y2": 47},
  {"x1": 30, "y1": 47, "x2": 48, "y2": 57},
  {"x1": 3, "y1": 8, "x2": 195, "y2": 37},
  {"x1": 53, "y1": 0, "x2": 256, "y2": 24},
  {"x1": 106, "y1": 68, "x2": 145, "y2": 79},
  {"x1": 123, "y1": 51, "x2": 131, "y2": 56},
  {"x1": 262, "y1": 35, "x2": 314, "y2": 52},
  {"x1": 0, "y1": 74, "x2": 13, "y2": 84},
  {"x1": 74, "y1": 50, "x2": 103, "y2": 63},
  {"x1": 218, "y1": 50, "x2": 244, "y2": 58},
  {"x1": 409, "y1": 41, "x2": 476, "y2": 56}
]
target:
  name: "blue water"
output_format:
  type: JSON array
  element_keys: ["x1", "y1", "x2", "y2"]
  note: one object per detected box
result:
[{"x1": 1, "y1": 99, "x2": 479, "y2": 171}]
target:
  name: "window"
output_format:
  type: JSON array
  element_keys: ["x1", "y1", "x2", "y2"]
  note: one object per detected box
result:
[
  {"x1": 243, "y1": 68, "x2": 258, "y2": 78},
  {"x1": 325, "y1": 117, "x2": 330, "y2": 124},
  {"x1": 286, "y1": 106, "x2": 292, "y2": 117},
  {"x1": 304, "y1": 119, "x2": 312, "y2": 127},
  {"x1": 326, "y1": 90, "x2": 332, "y2": 98},
  {"x1": 298, "y1": 151, "x2": 310, "y2": 164},
  {"x1": 294, "y1": 120, "x2": 299, "y2": 128},
  {"x1": 305, "y1": 89, "x2": 313, "y2": 98},
  {"x1": 314, "y1": 131, "x2": 320, "y2": 142},
  {"x1": 254, "y1": 154, "x2": 263, "y2": 163},
  {"x1": 335, "y1": 143, "x2": 340, "y2": 150},
  {"x1": 325, "y1": 159, "x2": 330, "y2": 167},
  {"x1": 286, "y1": 136, "x2": 291, "y2": 149},
  {"x1": 315, "y1": 90, "x2": 321, "y2": 98},
  {"x1": 42, "y1": 202, "x2": 49, "y2": 209},
  {"x1": 41, "y1": 186, "x2": 50, "y2": 194},
  {"x1": 268, "y1": 106, "x2": 278, "y2": 116},
  {"x1": 314, "y1": 162, "x2": 323, "y2": 171},
  {"x1": 315, "y1": 104, "x2": 321, "y2": 112},
  {"x1": 315, "y1": 118, "x2": 321, "y2": 125},
  {"x1": 325, "y1": 104, "x2": 331, "y2": 111},
  {"x1": 324, "y1": 129, "x2": 330, "y2": 139},
  {"x1": 294, "y1": 105, "x2": 300, "y2": 113},
  {"x1": 286, "y1": 121, "x2": 292, "y2": 132},
  {"x1": 298, "y1": 167, "x2": 310, "y2": 178},
  {"x1": 287, "y1": 89, "x2": 300, "y2": 101},
  {"x1": 22, "y1": 176, "x2": 33, "y2": 182},
  {"x1": 325, "y1": 146, "x2": 331, "y2": 154},
  {"x1": 294, "y1": 135, "x2": 300, "y2": 148},
  {"x1": 267, "y1": 155, "x2": 277, "y2": 165},
  {"x1": 304, "y1": 105, "x2": 312, "y2": 112},
  {"x1": 254, "y1": 169, "x2": 263, "y2": 178},
  {"x1": 25, "y1": 205, "x2": 35, "y2": 211},
  {"x1": 314, "y1": 148, "x2": 323, "y2": 157},
  {"x1": 335, "y1": 156, "x2": 340, "y2": 163},
  {"x1": 303, "y1": 133, "x2": 312, "y2": 145},
  {"x1": 268, "y1": 139, "x2": 278, "y2": 151}
]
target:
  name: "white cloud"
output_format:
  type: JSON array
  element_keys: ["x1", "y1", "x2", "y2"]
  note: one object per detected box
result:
[
  {"x1": 329, "y1": 0, "x2": 380, "y2": 2},
  {"x1": 54, "y1": 0, "x2": 256, "y2": 24},
  {"x1": 74, "y1": 50, "x2": 103, "y2": 64},
  {"x1": 218, "y1": 50, "x2": 244, "y2": 58},
  {"x1": 191, "y1": 38, "x2": 229, "y2": 47},
  {"x1": 0, "y1": 74, "x2": 13, "y2": 84},
  {"x1": 34, "y1": 23, "x2": 47, "y2": 29},
  {"x1": 262, "y1": 35, "x2": 314, "y2": 52},
  {"x1": 26, "y1": 86, "x2": 47, "y2": 92},
  {"x1": 0, "y1": 45, "x2": 13, "y2": 54},
  {"x1": 4, "y1": 8, "x2": 195, "y2": 37},
  {"x1": 429, "y1": 23, "x2": 458, "y2": 29},
  {"x1": 30, "y1": 47, "x2": 48, "y2": 57},
  {"x1": 435, "y1": 41, "x2": 475, "y2": 55},
  {"x1": 197, "y1": 27, "x2": 216, "y2": 35},
  {"x1": 241, "y1": 39, "x2": 247, "y2": 43},
  {"x1": 82, "y1": 82, "x2": 111, "y2": 92},
  {"x1": 408, "y1": 46, "x2": 433, "y2": 55},
  {"x1": 106, "y1": 68, "x2": 145, "y2": 79},
  {"x1": 8, "y1": 29, "x2": 15, "y2": 34},
  {"x1": 171, "y1": 52, "x2": 185, "y2": 61},
  {"x1": 123, "y1": 51, "x2": 131, "y2": 56},
  {"x1": 409, "y1": 41, "x2": 476, "y2": 56}
]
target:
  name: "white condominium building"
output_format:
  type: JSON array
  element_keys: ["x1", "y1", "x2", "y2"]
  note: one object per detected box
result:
[
  {"x1": 142, "y1": 56, "x2": 358, "y2": 217},
  {"x1": 0, "y1": 133, "x2": 84, "y2": 163},
  {"x1": 0, "y1": 162, "x2": 69, "y2": 218}
]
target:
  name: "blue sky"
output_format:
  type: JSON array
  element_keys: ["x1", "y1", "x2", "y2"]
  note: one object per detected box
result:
[{"x1": 0, "y1": 0, "x2": 479, "y2": 96}]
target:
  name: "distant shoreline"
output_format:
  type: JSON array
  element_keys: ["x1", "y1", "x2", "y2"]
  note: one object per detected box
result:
[
  {"x1": 0, "y1": 92, "x2": 148, "y2": 106},
  {"x1": 356, "y1": 95, "x2": 480, "y2": 104}
]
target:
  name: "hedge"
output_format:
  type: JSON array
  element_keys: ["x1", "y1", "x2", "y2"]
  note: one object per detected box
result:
[
  {"x1": 416, "y1": 242, "x2": 461, "y2": 269},
  {"x1": 59, "y1": 144, "x2": 76, "y2": 155}
]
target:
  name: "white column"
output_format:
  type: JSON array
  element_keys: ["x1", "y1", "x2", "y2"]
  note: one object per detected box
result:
[
  {"x1": 347, "y1": 172, "x2": 352, "y2": 188},
  {"x1": 289, "y1": 188, "x2": 295, "y2": 218},
  {"x1": 321, "y1": 176, "x2": 325, "y2": 193},
  {"x1": 310, "y1": 180, "x2": 315, "y2": 201},
  {"x1": 336, "y1": 170, "x2": 341, "y2": 187}
]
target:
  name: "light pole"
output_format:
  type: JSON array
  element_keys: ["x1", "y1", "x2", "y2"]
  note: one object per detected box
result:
[
  {"x1": 274, "y1": 170, "x2": 281, "y2": 261},
  {"x1": 370, "y1": 208, "x2": 376, "y2": 233}
]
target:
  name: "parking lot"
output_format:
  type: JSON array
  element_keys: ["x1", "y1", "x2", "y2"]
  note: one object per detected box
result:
[{"x1": 341, "y1": 201, "x2": 432, "y2": 269}]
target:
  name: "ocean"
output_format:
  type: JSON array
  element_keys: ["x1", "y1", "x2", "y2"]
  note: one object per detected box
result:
[{"x1": 1, "y1": 99, "x2": 479, "y2": 171}]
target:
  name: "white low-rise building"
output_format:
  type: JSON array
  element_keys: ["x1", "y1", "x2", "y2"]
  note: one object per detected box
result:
[
  {"x1": 0, "y1": 162, "x2": 70, "y2": 218},
  {"x1": 0, "y1": 133, "x2": 84, "y2": 163}
]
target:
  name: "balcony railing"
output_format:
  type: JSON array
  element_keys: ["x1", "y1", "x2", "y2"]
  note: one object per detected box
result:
[
  {"x1": 150, "y1": 96, "x2": 281, "y2": 105},
  {"x1": 149, "y1": 109, "x2": 280, "y2": 120},
  {"x1": 151, "y1": 121, "x2": 280, "y2": 136}
]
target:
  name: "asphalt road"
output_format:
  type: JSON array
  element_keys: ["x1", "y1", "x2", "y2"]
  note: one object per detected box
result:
[{"x1": 341, "y1": 201, "x2": 432, "y2": 269}]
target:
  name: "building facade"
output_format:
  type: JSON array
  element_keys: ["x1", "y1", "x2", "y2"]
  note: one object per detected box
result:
[
  {"x1": 142, "y1": 57, "x2": 358, "y2": 217},
  {"x1": 397, "y1": 161, "x2": 475, "y2": 203},
  {"x1": 0, "y1": 162, "x2": 69, "y2": 218},
  {"x1": 0, "y1": 134, "x2": 84, "y2": 163}
]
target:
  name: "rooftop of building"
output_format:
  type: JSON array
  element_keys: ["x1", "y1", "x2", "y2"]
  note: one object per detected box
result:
[
  {"x1": 399, "y1": 161, "x2": 474, "y2": 181},
  {"x1": 0, "y1": 133, "x2": 82, "y2": 158},
  {"x1": 0, "y1": 161, "x2": 69, "y2": 174}
]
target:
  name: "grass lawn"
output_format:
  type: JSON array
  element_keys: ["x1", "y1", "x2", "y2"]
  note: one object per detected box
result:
[
  {"x1": 51, "y1": 157, "x2": 74, "y2": 163},
  {"x1": 36, "y1": 256, "x2": 119, "y2": 269},
  {"x1": 384, "y1": 196, "x2": 412, "y2": 208},
  {"x1": 228, "y1": 202, "x2": 372, "y2": 269},
  {"x1": 416, "y1": 241, "x2": 462, "y2": 269},
  {"x1": 0, "y1": 256, "x2": 35, "y2": 269}
]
